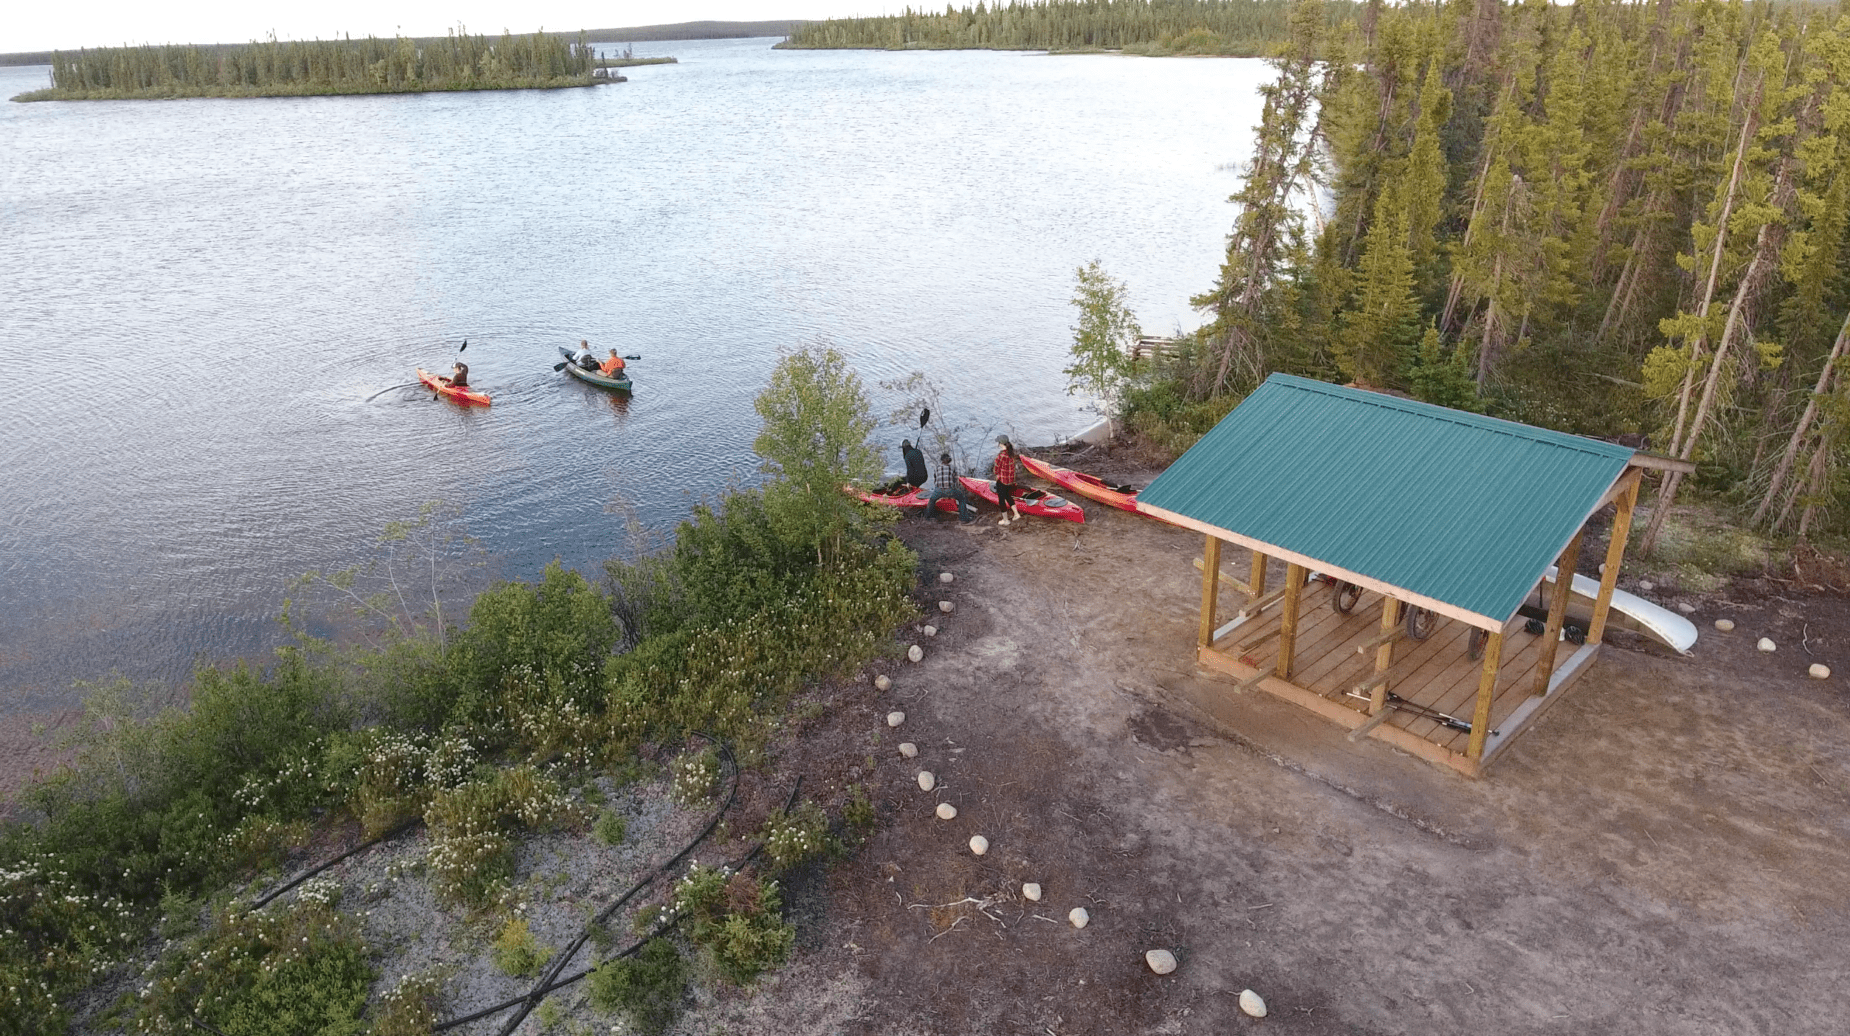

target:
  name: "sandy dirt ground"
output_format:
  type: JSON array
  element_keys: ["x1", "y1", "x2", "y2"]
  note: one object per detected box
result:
[{"x1": 724, "y1": 449, "x2": 1850, "y2": 1036}]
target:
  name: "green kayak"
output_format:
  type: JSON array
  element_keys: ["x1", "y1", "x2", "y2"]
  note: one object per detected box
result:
[{"x1": 558, "y1": 347, "x2": 632, "y2": 392}]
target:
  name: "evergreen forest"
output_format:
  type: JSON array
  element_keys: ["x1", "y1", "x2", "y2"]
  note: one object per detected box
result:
[
  {"x1": 15, "y1": 29, "x2": 599, "y2": 101},
  {"x1": 779, "y1": 0, "x2": 1360, "y2": 54},
  {"x1": 1110, "y1": 0, "x2": 1850, "y2": 549}
]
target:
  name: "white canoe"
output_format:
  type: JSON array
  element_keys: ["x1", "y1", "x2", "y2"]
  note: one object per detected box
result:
[{"x1": 1542, "y1": 566, "x2": 1698, "y2": 655}]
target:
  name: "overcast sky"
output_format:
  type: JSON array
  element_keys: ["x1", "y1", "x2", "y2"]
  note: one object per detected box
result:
[{"x1": 5, "y1": 2, "x2": 899, "y2": 54}]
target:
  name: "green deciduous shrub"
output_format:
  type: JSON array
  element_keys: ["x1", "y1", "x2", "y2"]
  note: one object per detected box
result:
[
  {"x1": 423, "y1": 765, "x2": 588, "y2": 906},
  {"x1": 587, "y1": 937, "x2": 686, "y2": 1034},
  {"x1": 490, "y1": 916, "x2": 552, "y2": 978},
  {"x1": 134, "y1": 886, "x2": 370, "y2": 1036},
  {"x1": 668, "y1": 864, "x2": 795, "y2": 986},
  {"x1": 593, "y1": 810, "x2": 627, "y2": 847},
  {"x1": 369, "y1": 969, "x2": 446, "y2": 1036}
]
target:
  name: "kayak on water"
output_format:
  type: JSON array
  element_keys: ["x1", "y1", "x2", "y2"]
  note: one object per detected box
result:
[
  {"x1": 417, "y1": 367, "x2": 491, "y2": 406},
  {"x1": 958, "y1": 475, "x2": 1084, "y2": 523},
  {"x1": 556, "y1": 346, "x2": 633, "y2": 392},
  {"x1": 1019, "y1": 455, "x2": 1140, "y2": 512}
]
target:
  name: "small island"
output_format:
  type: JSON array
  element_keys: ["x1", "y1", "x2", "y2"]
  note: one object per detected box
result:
[{"x1": 13, "y1": 29, "x2": 639, "y2": 102}]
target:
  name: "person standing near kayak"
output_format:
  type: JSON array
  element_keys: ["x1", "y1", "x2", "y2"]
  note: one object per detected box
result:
[
  {"x1": 901, "y1": 439, "x2": 928, "y2": 488},
  {"x1": 929, "y1": 451, "x2": 977, "y2": 523},
  {"x1": 992, "y1": 435, "x2": 1023, "y2": 525}
]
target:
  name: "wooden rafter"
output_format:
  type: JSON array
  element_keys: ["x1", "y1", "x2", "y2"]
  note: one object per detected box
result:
[
  {"x1": 1588, "y1": 474, "x2": 1640, "y2": 645},
  {"x1": 1532, "y1": 531, "x2": 1583, "y2": 697}
]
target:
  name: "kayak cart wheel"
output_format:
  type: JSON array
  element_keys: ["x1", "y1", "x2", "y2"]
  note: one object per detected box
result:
[
  {"x1": 1331, "y1": 581, "x2": 1363, "y2": 614},
  {"x1": 1405, "y1": 606, "x2": 1437, "y2": 641}
]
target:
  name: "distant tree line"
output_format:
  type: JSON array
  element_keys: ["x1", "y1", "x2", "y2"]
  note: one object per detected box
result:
[
  {"x1": 1132, "y1": 0, "x2": 1850, "y2": 546},
  {"x1": 778, "y1": 0, "x2": 1360, "y2": 54},
  {"x1": 15, "y1": 28, "x2": 598, "y2": 100}
]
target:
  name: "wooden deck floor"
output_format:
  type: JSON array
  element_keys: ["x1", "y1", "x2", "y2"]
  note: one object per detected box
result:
[{"x1": 1200, "y1": 579, "x2": 1598, "y2": 775}]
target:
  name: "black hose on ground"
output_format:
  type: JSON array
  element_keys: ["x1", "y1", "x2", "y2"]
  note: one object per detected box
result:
[{"x1": 248, "y1": 818, "x2": 423, "y2": 910}]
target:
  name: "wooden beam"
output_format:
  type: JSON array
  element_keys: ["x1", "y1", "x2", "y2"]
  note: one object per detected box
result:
[
  {"x1": 1627, "y1": 451, "x2": 1697, "y2": 474},
  {"x1": 1532, "y1": 531, "x2": 1584, "y2": 697},
  {"x1": 1347, "y1": 705, "x2": 1398, "y2": 742},
  {"x1": 1372, "y1": 597, "x2": 1402, "y2": 714},
  {"x1": 1595, "y1": 466, "x2": 1644, "y2": 510},
  {"x1": 1240, "y1": 584, "x2": 1290, "y2": 618},
  {"x1": 1238, "y1": 625, "x2": 1282, "y2": 651},
  {"x1": 1249, "y1": 549, "x2": 1268, "y2": 599},
  {"x1": 1136, "y1": 502, "x2": 1501, "y2": 631},
  {"x1": 1235, "y1": 668, "x2": 1271, "y2": 691},
  {"x1": 1275, "y1": 564, "x2": 1306, "y2": 680},
  {"x1": 1355, "y1": 628, "x2": 1408, "y2": 655},
  {"x1": 1192, "y1": 556, "x2": 1253, "y2": 595},
  {"x1": 1197, "y1": 534, "x2": 1220, "y2": 648},
  {"x1": 1352, "y1": 670, "x2": 1392, "y2": 695},
  {"x1": 1467, "y1": 631, "x2": 1504, "y2": 760},
  {"x1": 1588, "y1": 475, "x2": 1640, "y2": 646}
]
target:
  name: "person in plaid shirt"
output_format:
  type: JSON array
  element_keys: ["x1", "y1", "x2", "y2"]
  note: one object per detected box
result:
[
  {"x1": 992, "y1": 435, "x2": 1024, "y2": 525},
  {"x1": 928, "y1": 451, "x2": 977, "y2": 522}
]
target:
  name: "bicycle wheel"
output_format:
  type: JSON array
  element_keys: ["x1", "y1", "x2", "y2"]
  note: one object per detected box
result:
[
  {"x1": 1405, "y1": 606, "x2": 1436, "y2": 641},
  {"x1": 1467, "y1": 628, "x2": 1488, "y2": 660},
  {"x1": 1331, "y1": 580, "x2": 1363, "y2": 614}
]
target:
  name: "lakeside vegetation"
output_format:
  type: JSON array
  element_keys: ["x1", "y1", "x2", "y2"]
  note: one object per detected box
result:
[
  {"x1": 13, "y1": 29, "x2": 601, "y2": 101},
  {"x1": 1086, "y1": 0, "x2": 1850, "y2": 548},
  {"x1": 0, "y1": 347, "x2": 915, "y2": 1033},
  {"x1": 778, "y1": 0, "x2": 1360, "y2": 54}
]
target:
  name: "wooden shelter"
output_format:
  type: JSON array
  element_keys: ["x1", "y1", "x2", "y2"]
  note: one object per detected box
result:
[{"x1": 1136, "y1": 375, "x2": 1692, "y2": 777}]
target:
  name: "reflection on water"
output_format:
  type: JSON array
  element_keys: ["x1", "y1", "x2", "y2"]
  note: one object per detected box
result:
[{"x1": 0, "y1": 39, "x2": 1268, "y2": 707}]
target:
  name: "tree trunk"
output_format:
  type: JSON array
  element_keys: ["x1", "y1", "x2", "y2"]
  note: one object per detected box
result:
[{"x1": 1753, "y1": 310, "x2": 1850, "y2": 526}]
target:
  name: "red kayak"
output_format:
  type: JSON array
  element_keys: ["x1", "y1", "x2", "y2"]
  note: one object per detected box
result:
[
  {"x1": 959, "y1": 475, "x2": 1084, "y2": 523},
  {"x1": 851, "y1": 484, "x2": 960, "y2": 514},
  {"x1": 417, "y1": 368, "x2": 491, "y2": 407},
  {"x1": 1019, "y1": 455, "x2": 1138, "y2": 512}
]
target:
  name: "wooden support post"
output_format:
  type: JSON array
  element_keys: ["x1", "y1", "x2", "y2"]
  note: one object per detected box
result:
[
  {"x1": 1467, "y1": 631, "x2": 1505, "y2": 760},
  {"x1": 1372, "y1": 597, "x2": 1402, "y2": 714},
  {"x1": 1249, "y1": 549, "x2": 1268, "y2": 599},
  {"x1": 1198, "y1": 535, "x2": 1220, "y2": 648},
  {"x1": 1588, "y1": 473, "x2": 1641, "y2": 645},
  {"x1": 1275, "y1": 564, "x2": 1306, "y2": 680},
  {"x1": 1533, "y1": 531, "x2": 1584, "y2": 697}
]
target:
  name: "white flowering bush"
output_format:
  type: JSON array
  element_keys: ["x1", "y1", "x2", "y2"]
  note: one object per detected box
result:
[
  {"x1": 132, "y1": 896, "x2": 370, "y2": 1036},
  {"x1": 370, "y1": 968, "x2": 446, "y2": 1036},
  {"x1": 761, "y1": 800, "x2": 830, "y2": 872},
  {"x1": 670, "y1": 748, "x2": 720, "y2": 807},
  {"x1": 0, "y1": 858, "x2": 137, "y2": 1033},
  {"x1": 423, "y1": 765, "x2": 589, "y2": 906}
]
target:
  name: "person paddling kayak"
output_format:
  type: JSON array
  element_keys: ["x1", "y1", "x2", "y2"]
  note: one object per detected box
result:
[
  {"x1": 992, "y1": 434, "x2": 1023, "y2": 525},
  {"x1": 439, "y1": 360, "x2": 469, "y2": 388},
  {"x1": 571, "y1": 340, "x2": 598, "y2": 370},
  {"x1": 599, "y1": 349, "x2": 627, "y2": 378}
]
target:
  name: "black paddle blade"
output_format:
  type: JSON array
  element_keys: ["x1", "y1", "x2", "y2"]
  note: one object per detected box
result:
[
  {"x1": 553, "y1": 361, "x2": 569, "y2": 371},
  {"x1": 459, "y1": 340, "x2": 468, "y2": 353},
  {"x1": 624, "y1": 354, "x2": 641, "y2": 360},
  {"x1": 919, "y1": 407, "x2": 931, "y2": 428}
]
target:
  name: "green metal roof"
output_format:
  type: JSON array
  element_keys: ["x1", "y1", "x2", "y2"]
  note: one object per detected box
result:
[{"x1": 1138, "y1": 374, "x2": 1635, "y2": 625}]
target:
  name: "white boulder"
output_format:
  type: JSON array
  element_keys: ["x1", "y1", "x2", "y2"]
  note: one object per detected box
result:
[
  {"x1": 1068, "y1": 907, "x2": 1089, "y2": 929},
  {"x1": 1238, "y1": 989, "x2": 1267, "y2": 1018},
  {"x1": 1811, "y1": 664, "x2": 1832, "y2": 680},
  {"x1": 1758, "y1": 638, "x2": 1777, "y2": 653},
  {"x1": 968, "y1": 834, "x2": 988, "y2": 856},
  {"x1": 936, "y1": 802, "x2": 958, "y2": 820},
  {"x1": 1715, "y1": 619, "x2": 1736, "y2": 632},
  {"x1": 1145, "y1": 949, "x2": 1177, "y2": 975},
  {"x1": 886, "y1": 711, "x2": 905, "y2": 728},
  {"x1": 939, "y1": 600, "x2": 955, "y2": 613},
  {"x1": 1677, "y1": 602, "x2": 1696, "y2": 614},
  {"x1": 1639, "y1": 580, "x2": 1655, "y2": 592},
  {"x1": 898, "y1": 742, "x2": 918, "y2": 758},
  {"x1": 923, "y1": 625, "x2": 937, "y2": 637},
  {"x1": 917, "y1": 771, "x2": 935, "y2": 792},
  {"x1": 939, "y1": 572, "x2": 954, "y2": 584},
  {"x1": 908, "y1": 644, "x2": 924, "y2": 662},
  {"x1": 1021, "y1": 882, "x2": 1042, "y2": 902},
  {"x1": 874, "y1": 674, "x2": 891, "y2": 692}
]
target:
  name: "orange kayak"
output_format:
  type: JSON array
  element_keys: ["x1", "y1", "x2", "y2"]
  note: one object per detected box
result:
[
  {"x1": 1019, "y1": 455, "x2": 1138, "y2": 512},
  {"x1": 418, "y1": 368, "x2": 491, "y2": 407}
]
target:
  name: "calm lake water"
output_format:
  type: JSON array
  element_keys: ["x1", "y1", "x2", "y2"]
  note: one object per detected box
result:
[{"x1": 0, "y1": 39, "x2": 1269, "y2": 708}]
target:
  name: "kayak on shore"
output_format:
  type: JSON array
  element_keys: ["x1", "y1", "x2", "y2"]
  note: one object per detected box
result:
[
  {"x1": 959, "y1": 475, "x2": 1084, "y2": 523},
  {"x1": 556, "y1": 346, "x2": 633, "y2": 392},
  {"x1": 851, "y1": 484, "x2": 961, "y2": 514},
  {"x1": 1019, "y1": 455, "x2": 1139, "y2": 512},
  {"x1": 417, "y1": 368, "x2": 491, "y2": 406}
]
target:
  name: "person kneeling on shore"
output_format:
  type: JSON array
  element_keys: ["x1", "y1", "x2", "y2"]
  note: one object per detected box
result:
[{"x1": 928, "y1": 452, "x2": 977, "y2": 523}]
